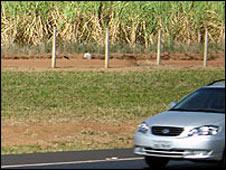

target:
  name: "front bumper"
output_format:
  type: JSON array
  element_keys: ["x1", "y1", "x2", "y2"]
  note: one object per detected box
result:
[{"x1": 134, "y1": 132, "x2": 224, "y2": 161}]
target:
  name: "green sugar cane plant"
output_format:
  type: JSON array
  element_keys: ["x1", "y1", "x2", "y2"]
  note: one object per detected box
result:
[
  {"x1": 140, "y1": 2, "x2": 158, "y2": 48},
  {"x1": 1, "y1": 1, "x2": 225, "y2": 56}
]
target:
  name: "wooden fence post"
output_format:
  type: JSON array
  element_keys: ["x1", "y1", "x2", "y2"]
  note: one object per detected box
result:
[
  {"x1": 157, "y1": 29, "x2": 161, "y2": 65},
  {"x1": 223, "y1": 26, "x2": 225, "y2": 68},
  {"x1": 203, "y1": 27, "x2": 208, "y2": 67},
  {"x1": 52, "y1": 27, "x2": 57, "y2": 68},
  {"x1": 105, "y1": 27, "x2": 109, "y2": 69}
]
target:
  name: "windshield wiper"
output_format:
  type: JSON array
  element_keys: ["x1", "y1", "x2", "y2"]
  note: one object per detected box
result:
[
  {"x1": 189, "y1": 109, "x2": 225, "y2": 113},
  {"x1": 169, "y1": 108, "x2": 194, "y2": 112},
  {"x1": 170, "y1": 108, "x2": 224, "y2": 113}
]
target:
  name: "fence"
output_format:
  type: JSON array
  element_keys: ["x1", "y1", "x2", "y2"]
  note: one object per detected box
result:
[
  {"x1": 1, "y1": 27, "x2": 225, "y2": 69},
  {"x1": 1, "y1": 2, "x2": 225, "y2": 68}
]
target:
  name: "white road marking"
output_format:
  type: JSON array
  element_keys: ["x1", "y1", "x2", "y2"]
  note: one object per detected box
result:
[
  {"x1": 105, "y1": 157, "x2": 118, "y2": 160},
  {"x1": 1, "y1": 157, "x2": 144, "y2": 168}
]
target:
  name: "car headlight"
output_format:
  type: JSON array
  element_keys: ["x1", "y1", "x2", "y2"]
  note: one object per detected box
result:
[
  {"x1": 137, "y1": 122, "x2": 150, "y2": 134},
  {"x1": 188, "y1": 125, "x2": 219, "y2": 136}
]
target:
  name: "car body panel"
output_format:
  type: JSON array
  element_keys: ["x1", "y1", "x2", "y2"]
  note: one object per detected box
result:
[{"x1": 146, "y1": 111, "x2": 224, "y2": 127}]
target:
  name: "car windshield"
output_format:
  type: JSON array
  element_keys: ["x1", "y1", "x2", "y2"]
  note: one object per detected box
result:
[{"x1": 170, "y1": 88, "x2": 225, "y2": 113}]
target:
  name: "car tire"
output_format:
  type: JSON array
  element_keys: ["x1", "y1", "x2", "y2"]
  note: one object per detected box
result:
[
  {"x1": 218, "y1": 151, "x2": 225, "y2": 170},
  {"x1": 144, "y1": 156, "x2": 169, "y2": 169}
]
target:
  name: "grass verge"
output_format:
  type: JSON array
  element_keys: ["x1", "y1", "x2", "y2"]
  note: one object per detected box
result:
[{"x1": 1, "y1": 68, "x2": 225, "y2": 154}]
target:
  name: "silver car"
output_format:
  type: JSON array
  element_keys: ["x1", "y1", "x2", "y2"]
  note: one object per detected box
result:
[{"x1": 134, "y1": 79, "x2": 225, "y2": 169}]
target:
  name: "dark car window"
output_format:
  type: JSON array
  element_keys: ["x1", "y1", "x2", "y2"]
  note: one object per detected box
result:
[{"x1": 170, "y1": 88, "x2": 225, "y2": 113}]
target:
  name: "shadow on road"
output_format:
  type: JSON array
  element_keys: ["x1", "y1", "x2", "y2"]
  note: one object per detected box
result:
[
  {"x1": 143, "y1": 166, "x2": 218, "y2": 170},
  {"x1": 143, "y1": 161, "x2": 219, "y2": 170}
]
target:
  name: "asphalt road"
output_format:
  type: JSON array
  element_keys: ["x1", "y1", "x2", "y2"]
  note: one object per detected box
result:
[{"x1": 1, "y1": 148, "x2": 218, "y2": 169}]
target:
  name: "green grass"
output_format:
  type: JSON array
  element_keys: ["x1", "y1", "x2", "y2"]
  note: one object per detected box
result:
[
  {"x1": 1, "y1": 68, "x2": 225, "y2": 154},
  {"x1": 2, "y1": 69, "x2": 225, "y2": 123}
]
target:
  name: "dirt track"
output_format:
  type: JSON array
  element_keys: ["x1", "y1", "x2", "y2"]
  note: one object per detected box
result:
[{"x1": 1, "y1": 57, "x2": 225, "y2": 71}]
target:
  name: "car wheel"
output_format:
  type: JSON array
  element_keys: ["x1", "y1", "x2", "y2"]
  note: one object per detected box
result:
[
  {"x1": 144, "y1": 156, "x2": 169, "y2": 169},
  {"x1": 218, "y1": 152, "x2": 225, "y2": 169}
]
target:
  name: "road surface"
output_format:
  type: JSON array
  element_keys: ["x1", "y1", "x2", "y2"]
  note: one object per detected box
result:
[{"x1": 1, "y1": 148, "x2": 218, "y2": 169}]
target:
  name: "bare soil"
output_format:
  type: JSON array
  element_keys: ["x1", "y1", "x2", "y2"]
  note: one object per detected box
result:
[
  {"x1": 2, "y1": 120, "x2": 139, "y2": 148},
  {"x1": 1, "y1": 53, "x2": 225, "y2": 71}
]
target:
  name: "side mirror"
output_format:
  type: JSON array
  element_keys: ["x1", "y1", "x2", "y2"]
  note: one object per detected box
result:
[{"x1": 169, "y1": 101, "x2": 177, "y2": 109}]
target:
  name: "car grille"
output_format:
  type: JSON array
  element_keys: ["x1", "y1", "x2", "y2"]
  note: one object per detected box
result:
[
  {"x1": 151, "y1": 126, "x2": 184, "y2": 136},
  {"x1": 143, "y1": 147, "x2": 185, "y2": 158}
]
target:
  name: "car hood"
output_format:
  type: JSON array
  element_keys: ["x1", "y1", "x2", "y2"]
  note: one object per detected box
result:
[{"x1": 146, "y1": 111, "x2": 225, "y2": 127}]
